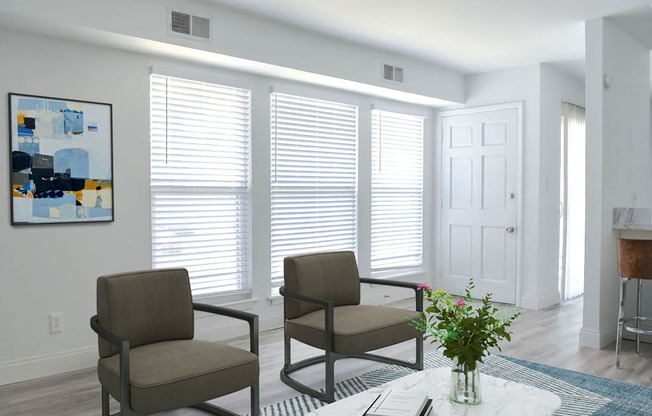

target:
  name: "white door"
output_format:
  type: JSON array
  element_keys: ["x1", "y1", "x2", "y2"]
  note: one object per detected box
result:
[{"x1": 439, "y1": 105, "x2": 520, "y2": 304}]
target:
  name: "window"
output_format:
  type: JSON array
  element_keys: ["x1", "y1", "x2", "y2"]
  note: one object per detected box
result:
[
  {"x1": 371, "y1": 109, "x2": 424, "y2": 272},
  {"x1": 150, "y1": 74, "x2": 251, "y2": 295},
  {"x1": 270, "y1": 92, "x2": 358, "y2": 289}
]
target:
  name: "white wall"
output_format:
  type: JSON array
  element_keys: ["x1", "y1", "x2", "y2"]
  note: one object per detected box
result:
[
  {"x1": 0, "y1": 30, "x2": 153, "y2": 383},
  {"x1": 0, "y1": 0, "x2": 464, "y2": 106},
  {"x1": 0, "y1": 0, "x2": 459, "y2": 386},
  {"x1": 582, "y1": 18, "x2": 650, "y2": 348},
  {"x1": 0, "y1": 0, "x2": 602, "y2": 386},
  {"x1": 0, "y1": 24, "x2": 441, "y2": 384}
]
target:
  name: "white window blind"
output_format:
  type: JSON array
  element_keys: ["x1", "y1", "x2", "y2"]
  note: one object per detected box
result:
[
  {"x1": 371, "y1": 109, "x2": 424, "y2": 272},
  {"x1": 150, "y1": 74, "x2": 252, "y2": 295},
  {"x1": 270, "y1": 92, "x2": 358, "y2": 289}
]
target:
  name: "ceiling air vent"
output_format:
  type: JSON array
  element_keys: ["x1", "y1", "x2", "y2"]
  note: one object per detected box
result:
[
  {"x1": 169, "y1": 9, "x2": 211, "y2": 40},
  {"x1": 383, "y1": 63, "x2": 404, "y2": 83}
]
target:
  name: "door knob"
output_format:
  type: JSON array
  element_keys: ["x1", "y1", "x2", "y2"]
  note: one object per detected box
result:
[
  {"x1": 508, "y1": 193, "x2": 516, "y2": 200},
  {"x1": 506, "y1": 226, "x2": 515, "y2": 233}
]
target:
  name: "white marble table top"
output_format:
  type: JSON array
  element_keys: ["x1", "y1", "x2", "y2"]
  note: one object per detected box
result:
[{"x1": 306, "y1": 367, "x2": 561, "y2": 416}]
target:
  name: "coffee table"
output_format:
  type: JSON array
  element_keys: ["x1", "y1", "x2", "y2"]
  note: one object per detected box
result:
[{"x1": 306, "y1": 367, "x2": 561, "y2": 415}]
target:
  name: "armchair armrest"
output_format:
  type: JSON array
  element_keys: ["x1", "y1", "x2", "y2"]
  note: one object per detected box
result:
[
  {"x1": 279, "y1": 286, "x2": 335, "y2": 351},
  {"x1": 90, "y1": 315, "x2": 132, "y2": 412},
  {"x1": 359, "y1": 277, "x2": 424, "y2": 312},
  {"x1": 91, "y1": 315, "x2": 127, "y2": 349},
  {"x1": 193, "y1": 303, "x2": 259, "y2": 355},
  {"x1": 279, "y1": 286, "x2": 333, "y2": 309}
]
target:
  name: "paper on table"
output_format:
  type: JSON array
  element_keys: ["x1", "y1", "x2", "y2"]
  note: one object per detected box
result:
[{"x1": 365, "y1": 388, "x2": 429, "y2": 416}]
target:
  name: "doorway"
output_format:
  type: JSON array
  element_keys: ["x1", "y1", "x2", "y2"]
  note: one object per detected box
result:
[
  {"x1": 559, "y1": 102, "x2": 585, "y2": 301},
  {"x1": 439, "y1": 103, "x2": 521, "y2": 304}
]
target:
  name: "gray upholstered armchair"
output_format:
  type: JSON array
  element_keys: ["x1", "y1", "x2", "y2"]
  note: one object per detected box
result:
[
  {"x1": 90, "y1": 268, "x2": 259, "y2": 416},
  {"x1": 280, "y1": 251, "x2": 424, "y2": 403}
]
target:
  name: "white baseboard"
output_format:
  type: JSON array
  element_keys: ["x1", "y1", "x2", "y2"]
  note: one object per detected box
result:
[
  {"x1": 579, "y1": 326, "x2": 615, "y2": 349},
  {"x1": 519, "y1": 290, "x2": 560, "y2": 310},
  {"x1": 0, "y1": 346, "x2": 97, "y2": 386}
]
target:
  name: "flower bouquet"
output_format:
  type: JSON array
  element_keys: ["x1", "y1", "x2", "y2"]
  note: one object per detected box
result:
[{"x1": 411, "y1": 279, "x2": 522, "y2": 404}]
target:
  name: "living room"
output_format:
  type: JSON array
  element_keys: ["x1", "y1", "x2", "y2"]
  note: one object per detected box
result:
[{"x1": 1, "y1": 0, "x2": 651, "y2": 415}]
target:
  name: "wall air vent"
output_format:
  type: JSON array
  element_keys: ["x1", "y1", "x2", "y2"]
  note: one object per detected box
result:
[
  {"x1": 171, "y1": 11, "x2": 191, "y2": 35},
  {"x1": 382, "y1": 63, "x2": 404, "y2": 83},
  {"x1": 169, "y1": 9, "x2": 211, "y2": 41},
  {"x1": 191, "y1": 15, "x2": 210, "y2": 39}
]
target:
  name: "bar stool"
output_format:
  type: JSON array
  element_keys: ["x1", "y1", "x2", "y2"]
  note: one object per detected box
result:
[{"x1": 616, "y1": 238, "x2": 652, "y2": 367}]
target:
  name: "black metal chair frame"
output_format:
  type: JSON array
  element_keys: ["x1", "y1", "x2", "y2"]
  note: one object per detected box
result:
[
  {"x1": 279, "y1": 277, "x2": 424, "y2": 403},
  {"x1": 90, "y1": 303, "x2": 260, "y2": 416}
]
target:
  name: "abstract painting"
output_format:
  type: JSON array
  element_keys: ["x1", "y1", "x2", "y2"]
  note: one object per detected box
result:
[{"x1": 9, "y1": 93, "x2": 113, "y2": 224}]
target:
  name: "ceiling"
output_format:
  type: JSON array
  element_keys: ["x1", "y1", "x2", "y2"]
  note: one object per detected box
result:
[{"x1": 208, "y1": 0, "x2": 652, "y2": 79}]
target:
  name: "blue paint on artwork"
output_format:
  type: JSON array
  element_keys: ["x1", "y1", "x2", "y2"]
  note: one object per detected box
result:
[
  {"x1": 48, "y1": 101, "x2": 68, "y2": 112},
  {"x1": 17, "y1": 98, "x2": 48, "y2": 110},
  {"x1": 88, "y1": 207, "x2": 112, "y2": 218},
  {"x1": 54, "y1": 148, "x2": 89, "y2": 178},
  {"x1": 32, "y1": 194, "x2": 76, "y2": 218},
  {"x1": 17, "y1": 125, "x2": 34, "y2": 137},
  {"x1": 63, "y1": 109, "x2": 84, "y2": 134},
  {"x1": 18, "y1": 141, "x2": 40, "y2": 155}
]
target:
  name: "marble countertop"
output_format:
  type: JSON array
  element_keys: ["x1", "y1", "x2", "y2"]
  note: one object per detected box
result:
[
  {"x1": 616, "y1": 224, "x2": 652, "y2": 230},
  {"x1": 613, "y1": 208, "x2": 652, "y2": 230}
]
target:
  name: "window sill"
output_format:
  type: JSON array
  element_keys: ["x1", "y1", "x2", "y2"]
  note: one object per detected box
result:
[
  {"x1": 194, "y1": 291, "x2": 257, "y2": 311},
  {"x1": 368, "y1": 268, "x2": 426, "y2": 282},
  {"x1": 267, "y1": 294, "x2": 284, "y2": 306}
]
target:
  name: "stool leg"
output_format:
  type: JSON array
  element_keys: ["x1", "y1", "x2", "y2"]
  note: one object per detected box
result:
[
  {"x1": 636, "y1": 279, "x2": 642, "y2": 356},
  {"x1": 616, "y1": 277, "x2": 628, "y2": 368}
]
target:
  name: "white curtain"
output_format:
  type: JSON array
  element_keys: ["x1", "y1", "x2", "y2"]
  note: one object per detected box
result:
[{"x1": 561, "y1": 102, "x2": 585, "y2": 300}]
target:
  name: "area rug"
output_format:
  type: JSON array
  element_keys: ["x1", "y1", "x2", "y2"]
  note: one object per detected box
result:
[{"x1": 259, "y1": 350, "x2": 652, "y2": 416}]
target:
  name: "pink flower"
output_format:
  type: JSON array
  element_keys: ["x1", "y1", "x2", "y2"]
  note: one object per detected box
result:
[
  {"x1": 417, "y1": 283, "x2": 433, "y2": 291},
  {"x1": 455, "y1": 299, "x2": 466, "y2": 307}
]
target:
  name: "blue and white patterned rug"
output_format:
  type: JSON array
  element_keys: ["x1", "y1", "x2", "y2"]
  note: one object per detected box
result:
[{"x1": 259, "y1": 350, "x2": 652, "y2": 416}]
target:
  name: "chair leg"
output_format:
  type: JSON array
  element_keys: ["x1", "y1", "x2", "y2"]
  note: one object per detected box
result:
[
  {"x1": 101, "y1": 387, "x2": 111, "y2": 416},
  {"x1": 415, "y1": 336, "x2": 424, "y2": 371},
  {"x1": 616, "y1": 277, "x2": 628, "y2": 368},
  {"x1": 251, "y1": 383, "x2": 260, "y2": 416},
  {"x1": 636, "y1": 279, "x2": 642, "y2": 356},
  {"x1": 280, "y1": 336, "x2": 340, "y2": 403},
  {"x1": 281, "y1": 335, "x2": 422, "y2": 403},
  {"x1": 100, "y1": 386, "x2": 137, "y2": 416},
  {"x1": 324, "y1": 349, "x2": 335, "y2": 403},
  {"x1": 284, "y1": 334, "x2": 292, "y2": 370},
  {"x1": 119, "y1": 399, "x2": 138, "y2": 416}
]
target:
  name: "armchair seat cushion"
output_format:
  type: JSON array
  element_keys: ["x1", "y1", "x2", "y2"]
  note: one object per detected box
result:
[
  {"x1": 285, "y1": 305, "x2": 421, "y2": 355},
  {"x1": 97, "y1": 339, "x2": 259, "y2": 415}
]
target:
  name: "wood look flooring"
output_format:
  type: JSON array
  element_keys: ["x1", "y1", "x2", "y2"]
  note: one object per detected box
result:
[{"x1": 1, "y1": 297, "x2": 651, "y2": 416}]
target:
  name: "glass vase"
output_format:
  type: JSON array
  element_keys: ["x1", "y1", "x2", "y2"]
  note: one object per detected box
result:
[{"x1": 449, "y1": 358, "x2": 482, "y2": 405}]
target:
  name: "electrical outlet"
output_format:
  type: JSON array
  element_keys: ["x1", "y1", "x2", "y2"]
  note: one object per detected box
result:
[{"x1": 49, "y1": 313, "x2": 63, "y2": 334}]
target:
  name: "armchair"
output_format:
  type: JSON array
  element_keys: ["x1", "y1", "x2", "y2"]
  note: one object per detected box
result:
[
  {"x1": 90, "y1": 268, "x2": 259, "y2": 416},
  {"x1": 280, "y1": 251, "x2": 424, "y2": 403}
]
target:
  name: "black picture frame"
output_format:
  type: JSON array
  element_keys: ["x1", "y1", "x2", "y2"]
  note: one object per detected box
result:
[{"x1": 9, "y1": 93, "x2": 114, "y2": 225}]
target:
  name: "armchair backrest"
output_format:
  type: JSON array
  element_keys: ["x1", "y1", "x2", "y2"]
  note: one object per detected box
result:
[
  {"x1": 96, "y1": 268, "x2": 194, "y2": 357},
  {"x1": 283, "y1": 251, "x2": 361, "y2": 319}
]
